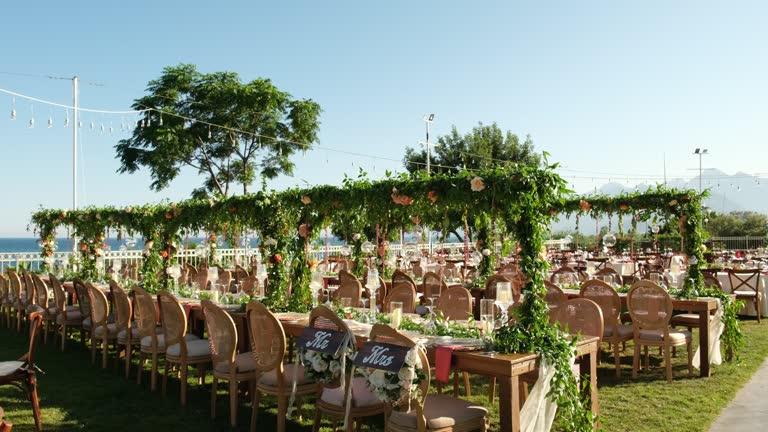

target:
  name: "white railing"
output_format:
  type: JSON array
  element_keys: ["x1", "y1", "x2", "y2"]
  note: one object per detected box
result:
[
  {"x1": 709, "y1": 236, "x2": 768, "y2": 251},
  {"x1": 0, "y1": 242, "x2": 466, "y2": 272}
]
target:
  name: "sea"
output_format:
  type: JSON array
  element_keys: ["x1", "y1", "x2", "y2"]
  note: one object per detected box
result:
[{"x1": 0, "y1": 237, "x2": 147, "y2": 253}]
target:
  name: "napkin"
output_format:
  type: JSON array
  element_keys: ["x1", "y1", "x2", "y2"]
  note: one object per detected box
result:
[{"x1": 435, "y1": 345, "x2": 460, "y2": 383}]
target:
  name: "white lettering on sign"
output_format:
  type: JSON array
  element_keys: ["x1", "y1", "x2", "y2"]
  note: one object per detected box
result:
[
  {"x1": 306, "y1": 330, "x2": 332, "y2": 350},
  {"x1": 362, "y1": 345, "x2": 394, "y2": 367}
]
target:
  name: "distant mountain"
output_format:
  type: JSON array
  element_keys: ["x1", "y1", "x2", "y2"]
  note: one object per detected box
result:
[{"x1": 550, "y1": 171, "x2": 766, "y2": 233}]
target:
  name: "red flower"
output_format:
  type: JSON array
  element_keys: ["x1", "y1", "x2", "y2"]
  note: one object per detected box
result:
[
  {"x1": 299, "y1": 223, "x2": 310, "y2": 238},
  {"x1": 619, "y1": 204, "x2": 629, "y2": 211},
  {"x1": 44, "y1": 250, "x2": 52, "y2": 256},
  {"x1": 579, "y1": 200, "x2": 592, "y2": 211},
  {"x1": 427, "y1": 191, "x2": 438, "y2": 203},
  {"x1": 549, "y1": 209, "x2": 558, "y2": 216},
  {"x1": 273, "y1": 254, "x2": 283, "y2": 263},
  {"x1": 165, "y1": 212, "x2": 173, "y2": 219},
  {"x1": 229, "y1": 206, "x2": 237, "y2": 212},
  {"x1": 161, "y1": 251, "x2": 169, "y2": 258}
]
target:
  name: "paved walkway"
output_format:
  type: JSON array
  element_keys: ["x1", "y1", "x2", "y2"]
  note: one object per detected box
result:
[{"x1": 709, "y1": 357, "x2": 768, "y2": 431}]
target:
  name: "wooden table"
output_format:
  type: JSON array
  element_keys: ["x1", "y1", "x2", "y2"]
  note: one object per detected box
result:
[{"x1": 563, "y1": 289, "x2": 719, "y2": 377}]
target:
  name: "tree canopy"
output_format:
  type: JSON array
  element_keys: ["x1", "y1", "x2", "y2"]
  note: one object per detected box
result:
[
  {"x1": 115, "y1": 64, "x2": 322, "y2": 198},
  {"x1": 705, "y1": 211, "x2": 768, "y2": 237},
  {"x1": 403, "y1": 122, "x2": 541, "y2": 174}
]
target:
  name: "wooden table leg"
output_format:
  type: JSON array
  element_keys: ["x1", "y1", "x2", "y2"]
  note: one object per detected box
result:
[
  {"x1": 498, "y1": 375, "x2": 520, "y2": 432},
  {"x1": 699, "y1": 309, "x2": 710, "y2": 377}
]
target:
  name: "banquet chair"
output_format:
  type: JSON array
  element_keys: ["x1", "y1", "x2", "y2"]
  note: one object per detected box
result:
[
  {"x1": 392, "y1": 270, "x2": 418, "y2": 293},
  {"x1": 21, "y1": 271, "x2": 38, "y2": 318},
  {"x1": 30, "y1": 274, "x2": 53, "y2": 344},
  {"x1": 196, "y1": 267, "x2": 210, "y2": 290},
  {"x1": 543, "y1": 281, "x2": 566, "y2": 321},
  {"x1": 133, "y1": 286, "x2": 169, "y2": 391},
  {"x1": 49, "y1": 274, "x2": 81, "y2": 351},
  {"x1": 311, "y1": 306, "x2": 385, "y2": 432},
  {"x1": 158, "y1": 291, "x2": 212, "y2": 406},
  {"x1": 8, "y1": 271, "x2": 26, "y2": 332},
  {"x1": 580, "y1": 279, "x2": 632, "y2": 377},
  {"x1": 110, "y1": 281, "x2": 140, "y2": 378},
  {"x1": 436, "y1": 286, "x2": 473, "y2": 321},
  {"x1": 728, "y1": 268, "x2": 762, "y2": 322},
  {"x1": 553, "y1": 298, "x2": 604, "y2": 342},
  {"x1": 235, "y1": 264, "x2": 250, "y2": 282},
  {"x1": 72, "y1": 279, "x2": 93, "y2": 345},
  {"x1": 422, "y1": 272, "x2": 447, "y2": 304},
  {"x1": 594, "y1": 267, "x2": 622, "y2": 286},
  {"x1": 384, "y1": 284, "x2": 417, "y2": 313},
  {"x1": 240, "y1": 275, "x2": 259, "y2": 296},
  {"x1": 87, "y1": 283, "x2": 119, "y2": 368},
  {"x1": 336, "y1": 270, "x2": 363, "y2": 306},
  {"x1": 370, "y1": 324, "x2": 488, "y2": 432},
  {"x1": 0, "y1": 276, "x2": 10, "y2": 328},
  {"x1": 185, "y1": 263, "x2": 198, "y2": 286},
  {"x1": 627, "y1": 281, "x2": 693, "y2": 382},
  {"x1": 550, "y1": 266, "x2": 581, "y2": 284},
  {"x1": 204, "y1": 300, "x2": 256, "y2": 428},
  {"x1": 0, "y1": 311, "x2": 43, "y2": 431},
  {"x1": 247, "y1": 301, "x2": 317, "y2": 432}
]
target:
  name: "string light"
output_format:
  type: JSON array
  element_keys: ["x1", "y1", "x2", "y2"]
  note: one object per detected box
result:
[
  {"x1": 64, "y1": 110, "x2": 70, "y2": 127},
  {"x1": 10, "y1": 97, "x2": 16, "y2": 120},
  {"x1": 28, "y1": 105, "x2": 34, "y2": 128}
]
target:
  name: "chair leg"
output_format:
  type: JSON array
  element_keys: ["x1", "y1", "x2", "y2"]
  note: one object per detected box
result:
[
  {"x1": 250, "y1": 388, "x2": 261, "y2": 432},
  {"x1": 61, "y1": 323, "x2": 67, "y2": 352},
  {"x1": 632, "y1": 342, "x2": 640, "y2": 378},
  {"x1": 277, "y1": 395, "x2": 288, "y2": 432},
  {"x1": 756, "y1": 299, "x2": 761, "y2": 323},
  {"x1": 26, "y1": 374, "x2": 42, "y2": 432},
  {"x1": 229, "y1": 378, "x2": 238, "y2": 427},
  {"x1": 162, "y1": 357, "x2": 169, "y2": 396},
  {"x1": 91, "y1": 335, "x2": 97, "y2": 365},
  {"x1": 125, "y1": 344, "x2": 132, "y2": 379},
  {"x1": 687, "y1": 342, "x2": 693, "y2": 376},
  {"x1": 151, "y1": 352, "x2": 159, "y2": 392},
  {"x1": 664, "y1": 344, "x2": 672, "y2": 382},
  {"x1": 210, "y1": 376, "x2": 218, "y2": 419},
  {"x1": 613, "y1": 340, "x2": 622, "y2": 377},
  {"x1": 180, "y1": 362, "x2": 188, "y2": 406},
  {"x1": 463, "y1": 371, "x2": 471, "y2": 397},
  {"x1": 312, "y1": 402, "x2": 322, "y2": 432},
  {"x1": 102, "y1": 338, "x2": 109, "y2": 369}
]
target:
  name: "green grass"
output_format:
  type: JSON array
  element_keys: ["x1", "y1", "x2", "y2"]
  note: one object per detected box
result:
[{"x1": 1, "y1": 320, "x2": 766, "y2": 432}]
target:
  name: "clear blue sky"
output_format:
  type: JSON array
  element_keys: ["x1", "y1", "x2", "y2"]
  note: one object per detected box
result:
[{"x1": 1, "y1": 1, "x2": 766, "y2": 236}]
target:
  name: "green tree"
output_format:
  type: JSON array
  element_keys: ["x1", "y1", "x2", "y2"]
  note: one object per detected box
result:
[
  {"x1": 115, "y1": 64, "x2": 322, "y2": 197},
  {"x1": 403, "y1": 122, "x2": 540, "y2": 174},
  {"x1": 706, "y1": 211, "x2": 768, "y2": 237}
]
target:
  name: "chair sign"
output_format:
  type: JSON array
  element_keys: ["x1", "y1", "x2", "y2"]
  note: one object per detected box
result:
[
  {"x1": 354, "y1": 341, "x2": 409, "y2": 373},
  {"x1": 297, "y1": 327, "x2": 347, "y2": 356}
]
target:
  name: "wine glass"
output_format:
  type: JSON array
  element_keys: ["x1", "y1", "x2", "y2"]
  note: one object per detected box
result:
[
  {"x1": 495, "y1": 282, "x2": 513, "y2": 324},
  {"x1": 365, "y1": 268, "x2": 380, "y2": 320},
  {"x1": 208, "y1": 266, "x2": 219, "y2": 289},
  {"x1": 390, "y1": 301, "x2": 403, "y2": 329},
  {"x1": 480, "y1": 298, "x2": 497, "y2": 354},
  {"x1": 310, "y1": 270, "x2": 324, "y2": 307}
]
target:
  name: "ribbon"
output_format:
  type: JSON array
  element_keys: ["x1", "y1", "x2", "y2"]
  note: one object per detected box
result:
[
  {"x1": 520, "y1": 353, "x2": 575, "y2": 432},
  {"x1": 341, "y1": 328, "x2": 357, "y2": 430},
  {"x1": 693, "y1": 298, "x2": 724, "y2": 369}
]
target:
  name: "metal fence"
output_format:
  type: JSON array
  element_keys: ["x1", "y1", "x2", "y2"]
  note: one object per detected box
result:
[{"x1": 708, "y1": 236, "x2": 768, "y2": 251}]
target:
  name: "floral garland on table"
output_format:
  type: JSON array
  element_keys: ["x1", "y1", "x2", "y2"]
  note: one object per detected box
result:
[{"x1": 362, "y1": 345, "x2": 425, "y2": 406}]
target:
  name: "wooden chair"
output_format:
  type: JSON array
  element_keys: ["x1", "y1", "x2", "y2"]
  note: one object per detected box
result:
[
  {"x1": 235, "y1": 264, "x2": 250, "y2": 282},
  {"x1": 204, "y1": 300, "x2": 256, "y2": 428},
  {"x1": 422, "y1": 272, "x2": 447, "y2": 304},
  {"x1": 727, "y1": 269, "x2": 762, "y2": 322},
  {"x1": 543, "y1": 281, "x2": 566, "y2": 321},
  {"x1": 185, "y1": 263, "x2": 198, "y2": 285},
  {"x1": 109, "y1": 281, "x2": 139, "y2": 378},
  {"x1": 594, "y1": 267, "x2": 622, "y2": 286},
  {"x1": 392, "y1": 270, "x2": 417, "y2": 293},
  {"x1": 0, "y1": 311, "x2": 43, "y2": 431},
  {"x1": 21, "y1": 272, "x2": 37, "y2": 320},
  {"x1": 0, "y1": 276, "x2": 10, "y2": 329},
  {"x1": 7, "y1": 271, "x2": 25, "y2": 332},
  {"x1": 87, "y1": 283, "x2": 118, "y2": 368},
  {"x1": 247, "y1": 301, "x2": 317, "y2": 432},
  {"x1": 30, "y1": 274, "x2": 53, "y2": 344},
  {"x1": 311, "y1": 306, "x2": 385, "y2": 432},
  {"x1": 384, "y1": 284, "x2": 417, "y2": 313},
  {"x1": 133, "y1": 286, "x2": 167, "y2": 391},
  {"x1": 553, "y1": 298, "x2": 604, "y2": 342},
  {"x1": 196, "y1": 267, "x2": 210, "y2": 290},
  {"x1": 627, "y1": 281, "x2": 693, "y2": 382},
  {"x1": 670, "y1": 275, "x2": 723, "y2": 331},
  {"x1": 158, "y1": 291, "x2": 211, "y2": 406},
  {"x1": 49, "y1": 274, "x2": 82, "y2": 351},
  {"x1": 436, "y1": 286, "x2": 473, "y2": 321},
  {"x1": 371, "y1": 324, "x2": 488, "y2": 432},
  {"x1": 335, "y1": 270, "x2": 363, "y2": 307},
  {"x1": 72, "y1": 279, "x2": 93, "y2": 344},
  {"x1": 580, "y1": 279, "x2": 632, "y2": 377},
  {"x1": 550, "y1": 266, "x2": 580, "y2": 284}
]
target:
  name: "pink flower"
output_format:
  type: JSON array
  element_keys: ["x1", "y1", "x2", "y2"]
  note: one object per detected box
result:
[
  {"x1": 427, "y1": 191, "x2": 438, "y2": 202},
  {"x1": 470, "y1": 176, "x2": 485, "y2": 192},
  {"x1": 301, "y1": 195, "x2": 312, "y2": 205},
  {"x1": 299, "y1": 223, "x2": 310, "y2": 238},
  {"x1": 579, "y1": 200, "x2": 592, "y2": 211}
]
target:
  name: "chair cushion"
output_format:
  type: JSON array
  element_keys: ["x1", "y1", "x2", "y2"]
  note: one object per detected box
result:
[
  {"x1": 0, "y1": 361, "x2": 24, "y2": 377},
  {"x1": 214, "y1": 352, "x2": 256, "y2": 374},
  {"x1": 639, "y1": 328, "x2": 692, "y2": 344},
  {"x1": 603, "y1": 323, "x2": 633, "y2": 338},
  {"x1": 93, "y1": 323, "x2": 119, "y2": 337},
  {"x1": 320, "y1": 376, "x2": 382, "y2": 408},
  {"x1": 734, "y1": 290, "x2": 757, "y2": 297},
  {"x1": 27, "y1": 305, "x2": 44, "y2": 314},
  {"x1": 56, "y1": 310, "x2": 82, "y2": 323},
  {"x1": 166, "y1": 338, "x2": 211, "y2": 358},
  {"x1": 82, "y1": 317, "x2": 92, "y2": 329},
  {"x1": 47, "y1": 307, "x2": 57, "y2": 316},
  {"x1": 140, "y1": 333, "x2": 199, "y2": 350},
  {"x1": 388, "y1": 394, "x2": 488, "y2": 430},
  {"x1": 258, "y1": 363, "x2": 312, "y2": 387},
  {"x1": 117, "y1": 327, "x2": 141, "y2": 341}
]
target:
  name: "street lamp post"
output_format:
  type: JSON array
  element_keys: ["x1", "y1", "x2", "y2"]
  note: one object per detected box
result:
[
  {"x1": 694, "y1": 148, "x2": 708, "y2": 194},
  {"x1": 420, "y1": 114, "x2": 435, "y2": 254}
]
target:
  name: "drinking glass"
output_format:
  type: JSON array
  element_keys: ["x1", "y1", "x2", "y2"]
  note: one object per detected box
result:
[
  {"x1": 480, "y1": 299, "x2": 496, "y2": 334},
  {"x1": 495, "y1": 281, "x2": 513, "y2": 324},
  {"x1": 390, "y1": 301, "x2": 403, "y2": 329}
]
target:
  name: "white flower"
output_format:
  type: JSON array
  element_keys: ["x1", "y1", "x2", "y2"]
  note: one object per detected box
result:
[
  {"x1": 329, "y1": 360, "x2": 341, "y2": 374},
  {"x1": 689, "y1": 256, "x2": 699, "y2": 265},
  {"x1": 368, "y1": 369, "x2": 387, "y2": 387},
  {"x1": 304, "y1": 350, "x2": 316, "y2": 362},
  {"x1": 398, "y1": 367, "x2": 415, "y2": 382},
  {"x1": 312, "y1": 357, "x2": 328, "y2": 372},
  {"x1": 404, "y1": 348, "x2": 420, "y2": 367},
  {"x1": 470, "y1": 176, "x2": 485, "y2": 192},
  {"x1": 264, "y1": 238, "x2": 277, "y2": 247},
  {"x1": 482, "y1": 248, "x2": 491, "y2": 256},
  {"x1": 386, "y1": 381, "x2": 400, "y2": 390},
  {"x1": 352, "y1": 233, "x2": 361, "y2": 241}
]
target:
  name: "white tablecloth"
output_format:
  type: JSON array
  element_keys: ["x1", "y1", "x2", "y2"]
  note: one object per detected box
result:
[{"x1": 716, "y1": 272, "x2": 768, "y2": 318}]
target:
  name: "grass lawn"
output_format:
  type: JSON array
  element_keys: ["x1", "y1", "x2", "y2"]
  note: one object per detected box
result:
[{"x1": 1, "y1": 320, "x2": 766, "y2": 432}]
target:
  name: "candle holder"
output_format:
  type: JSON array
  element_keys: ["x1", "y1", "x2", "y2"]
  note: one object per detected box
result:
[{"x1": 494, "y1": 281, "x2": 513, "y2": 324}]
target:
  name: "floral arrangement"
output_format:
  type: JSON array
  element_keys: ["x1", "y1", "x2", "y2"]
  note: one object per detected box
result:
[
  {"x1": 362, "y1": 346, "x2": 425, "y2": 405},
  {"x1": 299, "y1": 349, "x2": 347, "y2": 384}
]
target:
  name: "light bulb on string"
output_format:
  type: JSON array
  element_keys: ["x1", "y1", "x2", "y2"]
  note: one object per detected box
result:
[
  {"x1": 78, "y1": 120, "x2": 82, "y2": 128},
  {"x1": 208, "y1": 125, "x2": 212, "y2": 139},
  {"x1": 120, "y1": 117, "x2": 126, "y2": 131},
  {"x1": 140, "y1": 119, "x2": 145, "y2": 128},
  {"x1": 64, "y1": 110, "x2": 70, "y2": 128},
  {"x1": 109, "y1": 122, "x2": 114, "y2": 135},
  {"x1": 47, "y1": 116, "x2": 53, "y2": 128},
  {"x1": 146, "y1": 115, "x2": 151, "y2": 127},
  {"x1": 100, "y1": 123, "x2": 105, "y2": 134},
  {"x1": 89, "y1": 120, "x2": 94, "y2": 131},
  {"x1": 28, "y1": 105, "x2": 34, "y2": 128},
  {"x1": 10, "y1": 97, "x2": 16, "y2": 120}
]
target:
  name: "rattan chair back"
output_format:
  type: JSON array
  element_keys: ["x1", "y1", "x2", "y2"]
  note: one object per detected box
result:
[
  {"x1": 550, "y1": 266, "x2": 580, "y2": 284},
  {"x1": 703, "y1": 274, "x2": 723, "y2": 291},
  {"x1": 132, "y1": 286, "x2": 159, "y2": 340},
  {"x1": 627, "y1": 281, "x2": 672, "y2": 331},
  {"x1": 73, "y1": 279, "x2": 91, "y2": 321},
  {"x1": 196, "y1": 267, "x2": 209, "y2": 290},
  {"x1": 7, "y1": 270, "x2": 21, "y2": 304},
  {"x1": 391, "y1": 270, "x2": 417, "y2": 292},
  {"x1": 554, "y1": 298, "x2": 604, "y2": 342},
  {"x1": 384, "y1": 284, "x2": 417, "y2": 313},
  {"x1": 202, "y1": 300, "x2": 237, "y2": 370},
  {"x1": 158, "y1": 291, "x2": 188, "y2": 350},
  {"x1": 579, "y1": 279, "x2": 620, "y2": 335},
  {"x1": 543, "y1": 281, "x2": 566, "y2": 313},
  {"x1": 422, "y1": 271, "x2": 446, "y2": 299},
  {"x1": 336, "y1": 270, "x2": 363, "y2": 306},
  {"x1": 109, "y1": 280, "x2": 132, "y2": 332},
  {"x1": 86, "y1": 283, "x2": 110, "y2": 328},
  {"x1": 21, "y1": 271, "x2": 35, "y2": 307},
  {"x1": 48, "y1": 274, "x2": 67, "y2": 317},
  {"x1": 368, "y1": 324, "x2": 429, "y2": 413},
  {"x1": 31, "y1": 273, "x2": 49, "y2": 310},
  {"x1": 595, "y1": 267, "x2": 621, "y2": 285},
  {"x1": 246, "y1": 301, "x2": 286, "y2": 373},
  {"x1": 436, "y1": 285, "x2": 473, "y2": 321}
]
